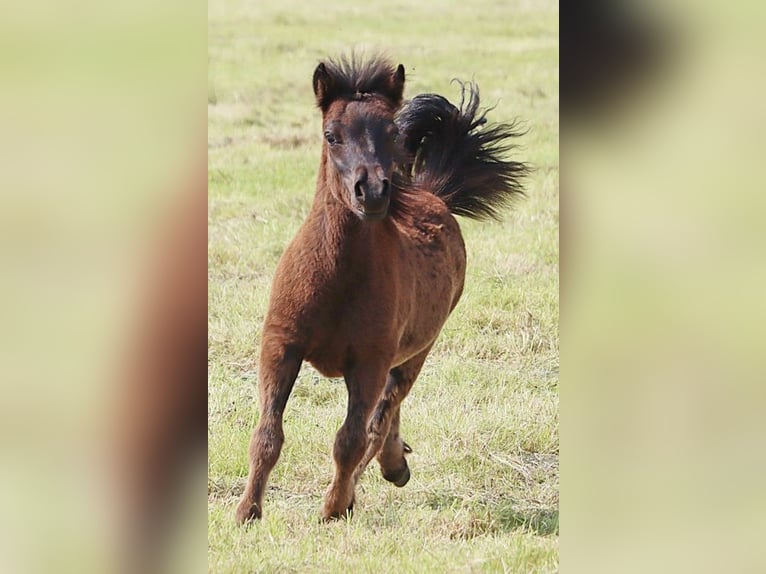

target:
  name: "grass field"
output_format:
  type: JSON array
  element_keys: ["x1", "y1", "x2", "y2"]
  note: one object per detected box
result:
[{"x1": 208, "y1": 1, "x2": 558, "y2": 571}]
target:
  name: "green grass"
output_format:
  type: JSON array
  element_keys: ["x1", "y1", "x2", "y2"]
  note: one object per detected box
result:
[{"x1": 209, "y1": 0, "x2": 558, "y2": 571}]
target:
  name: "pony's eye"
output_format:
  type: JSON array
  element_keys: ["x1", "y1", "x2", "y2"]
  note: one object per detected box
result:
[{"x1": 324, "y1": 131, "x2": 339, "y2": 146}]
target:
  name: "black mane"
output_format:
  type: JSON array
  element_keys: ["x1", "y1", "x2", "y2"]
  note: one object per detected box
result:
[{"x1": 394, "y1": 81, "x2": 530, "y2": 220}]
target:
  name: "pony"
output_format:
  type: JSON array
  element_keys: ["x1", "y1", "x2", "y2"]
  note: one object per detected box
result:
[{"x1": 235, "y1": 54, "x2": 529, "y2": 522}]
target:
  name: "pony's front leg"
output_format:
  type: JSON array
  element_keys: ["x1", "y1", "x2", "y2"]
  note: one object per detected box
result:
[
  {"x1": 352, "y1": 346, "x2": 432, "y2": 487},
  {"x1": 235, "y1": 339, "x2": 303, "y2": 524},
  {"x1": 322, "y1": 363, "x2": 388, "y2": 521}
]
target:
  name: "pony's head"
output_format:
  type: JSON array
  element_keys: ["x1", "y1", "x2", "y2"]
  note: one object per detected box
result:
[{"x1": 313, "y1": 55, "x2": 405, "y2": 221}]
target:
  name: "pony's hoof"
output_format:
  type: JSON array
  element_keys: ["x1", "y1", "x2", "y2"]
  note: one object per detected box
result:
[
  {"x1": 235, "y1": 500, "x2": 262, "y2": 525},
  {"x1": 382, "y1": 460, "x2": 411, "y2": 487},
  {"x1": 321, "y1": 501, "x2": 354, "y2": 522}
]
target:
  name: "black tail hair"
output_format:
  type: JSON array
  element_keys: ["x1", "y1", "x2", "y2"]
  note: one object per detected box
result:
[{"x1": 396, "y1": 82, "x2": 530, "y2": 220}]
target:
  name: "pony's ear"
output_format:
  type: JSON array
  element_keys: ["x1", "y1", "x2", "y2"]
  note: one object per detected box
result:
[
  {"x1": 388, "y1": 64, "x2": 405, "y2": 105},
  {"x1": 313, "y1": 62, "x2": 335, "y2": 111}
]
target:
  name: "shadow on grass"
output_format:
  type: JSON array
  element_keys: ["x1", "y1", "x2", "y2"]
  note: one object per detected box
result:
[
  {"x1": 493, "y1": 505, "x2": 559, "y2": 536},
  {"x1": 425, "y1": 493, "x2": 558, "y2": 537}
]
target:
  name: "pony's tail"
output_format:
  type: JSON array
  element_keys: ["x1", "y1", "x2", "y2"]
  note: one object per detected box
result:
[{"x1": 396, "y1": 82, "x2": 530, "y2": 220}]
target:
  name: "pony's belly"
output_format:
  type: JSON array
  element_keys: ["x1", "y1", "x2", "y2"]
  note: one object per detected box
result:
[
  {"x1": 305, "y1": 356, "x2": 344, "y2": 378},
  {"x1": 301, "y1": 317, "x2": 357, "y2": 376},
  {"x1": 304, "y1": 323, "x2": 399, "y2": 378},
  {"x1": 304, "y1": 345, "x2": 346, "y2": 378},
  {"x1": 306, "y1": 318, "x2": 443, "y2": 376}
]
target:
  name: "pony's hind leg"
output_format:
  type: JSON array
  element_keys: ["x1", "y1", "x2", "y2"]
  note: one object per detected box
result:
[
  {"x1": 352, "y1": 347, "x2": 432, "y2": 488},
  {"x1": 322, "y1": 362, "x2": 389, "y2": 521},
  {"x1": 235, "y1": 340, "x2": 302, "y2": 524}
]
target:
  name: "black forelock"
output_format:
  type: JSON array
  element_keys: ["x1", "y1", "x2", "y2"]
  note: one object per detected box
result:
[
  {"x1": 322, "y1": 54, "x2": 397, "y2": 97},
  {"x1": 313, "y1": 53, "x2": 404, "y2": 110}
]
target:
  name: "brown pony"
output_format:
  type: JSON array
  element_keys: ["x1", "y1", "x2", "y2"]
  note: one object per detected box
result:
[{"x1": 235, "y1": 54, "x2": 529, "y2": 523}]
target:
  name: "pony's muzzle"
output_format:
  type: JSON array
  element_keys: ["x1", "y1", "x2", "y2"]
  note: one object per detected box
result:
[{"x1": 353, "y1": 169, "x2": 390, "y2": 220}]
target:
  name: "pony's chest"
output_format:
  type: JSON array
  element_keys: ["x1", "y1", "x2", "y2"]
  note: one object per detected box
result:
[{"x1": 303, "y1": 302, "x2": 394, "y2": 374}]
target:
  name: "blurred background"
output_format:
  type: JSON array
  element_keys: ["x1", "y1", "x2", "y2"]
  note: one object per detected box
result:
[
  {"x1": 0, "y1": 1, "x2": 206, "y2": 573},
  {"x1": 562, "y1": 1, "x2": 766, "y2": 572},
  {"x1": 1, "y1": 0, "x2": 765, "y2": 572}
]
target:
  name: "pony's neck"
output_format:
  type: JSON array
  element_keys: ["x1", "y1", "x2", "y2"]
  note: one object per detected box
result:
[{"x1": 310, "y1": 153, "x2": 382, "y2": 268}]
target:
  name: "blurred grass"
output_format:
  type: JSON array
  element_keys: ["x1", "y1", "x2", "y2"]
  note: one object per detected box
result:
[
  {"x1": 208, "y1": 0, "x2": 558, "y2": 572},
  {"x1": 561, "y1": 2, "x2": 766, "y2": 571},
  {"x1": 0, "y1": 2, "x2": 206, "y2": 573}
]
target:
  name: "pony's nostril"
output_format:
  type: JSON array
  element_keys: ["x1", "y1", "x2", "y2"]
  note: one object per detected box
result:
[
  {"x1": 354, "y1": 180, "x2": 364, "y2": 199},
  {"x1": 381, "y1": 179, "x2": 390, "y2": 197}
]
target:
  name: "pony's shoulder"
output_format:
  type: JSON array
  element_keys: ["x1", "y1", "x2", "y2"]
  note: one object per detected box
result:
[{"x1": 392, "y1": 189, "x2": 460, "y2": 243}]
